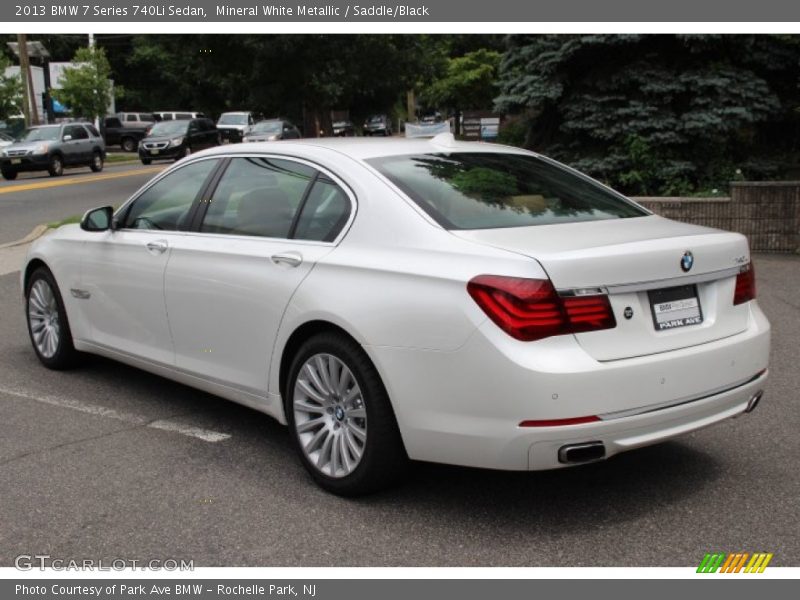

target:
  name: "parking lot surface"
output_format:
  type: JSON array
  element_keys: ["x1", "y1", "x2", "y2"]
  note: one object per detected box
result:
[{"x1": 0, "y1": 255, "x2": 798, "y2": 567}]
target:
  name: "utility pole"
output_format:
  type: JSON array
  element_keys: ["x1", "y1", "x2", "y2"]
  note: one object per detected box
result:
[{"x1": 16, "y1": 34, "x2": 33, "y2": 126}]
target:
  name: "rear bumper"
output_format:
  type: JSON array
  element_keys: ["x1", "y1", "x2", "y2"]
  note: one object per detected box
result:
[{"x1": 367, "y1": 302, "x2": 770, "y2": 470}]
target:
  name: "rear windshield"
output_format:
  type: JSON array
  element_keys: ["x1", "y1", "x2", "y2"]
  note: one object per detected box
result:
[{"x1": 367, "y1": 152, "x2": 647, "y2": 230}]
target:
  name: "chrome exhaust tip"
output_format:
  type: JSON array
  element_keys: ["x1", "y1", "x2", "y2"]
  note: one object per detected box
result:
[
  {"x1": 745, "y1": 391, "x2": 764, "y2": 414},
  {"x1": 558, "y1": 441, "x2": 606, "y2": 465}
]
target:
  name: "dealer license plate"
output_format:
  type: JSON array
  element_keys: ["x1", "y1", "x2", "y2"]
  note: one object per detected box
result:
[{"x1": 648, "y1": 284, "x2": 704, "y2": 331}]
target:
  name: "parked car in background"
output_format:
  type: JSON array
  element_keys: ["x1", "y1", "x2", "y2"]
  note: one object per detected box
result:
[
  {"x1": 154, "y1": 111, "x2": 206, "y2": 122},
  {"x1": 138, "y1": 117, "x2": 219, "y2": 164},
  {"x1": 363, "y1": 114, "x2": 392, "y2": 136},
  {"x1": 332, "y1": 120, "x2": 355, "y2": 137},
  {"x1": 21, "y1": 134, "x2": 770, "y2": 495},
  {"x1": 242, "y1": 119, "x2": 301, "y2": 142},
  {"x1": 0, "y1": 132, "x2": 14, "y2": 149},
  {"x1": 101, "y1": 116, "x2": 149, "y2": 152},
  {"x1": 117, "y1": 112, "x2": 158, "y2": 126},
  {"x1": 0, "y1": 122, "x2": 105, "y2": 180},
  {"x1": 217, "y1": 111, "x2": 256, "y2": 143}
]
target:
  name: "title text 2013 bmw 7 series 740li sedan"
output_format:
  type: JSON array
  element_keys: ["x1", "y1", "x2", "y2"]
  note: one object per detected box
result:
[{"x1": 22, "y1": 133, "x2": 770, "y2": 495}]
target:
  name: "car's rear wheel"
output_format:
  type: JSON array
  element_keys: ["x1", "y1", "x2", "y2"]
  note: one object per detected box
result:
[
  {"x1": 25, "y1": 267, "x2": 81, "y2": 370},
  {"x1": 121, "y1": 137, "x2": 136, "y2": 153},
  {"x1": 89, "y1": 151, "x2": 103, "y2": 172},
  {"x1": 1, "y1": 167, "x2": 17, "y2": 180},
  {"x1": 48, "y1": 154, "x2": 63, "y2": 177},
  {"x1": 285, "y1": 332, "x2": 408, "y2": 495}
]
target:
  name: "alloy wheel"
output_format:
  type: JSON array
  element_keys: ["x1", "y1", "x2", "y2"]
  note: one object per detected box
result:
[
  {"x1": 293, "y1": 353, "x2": 367, "y2": 478},
  {"x1": 28, "y1": 279, "x2": 61, "y2": 359}
]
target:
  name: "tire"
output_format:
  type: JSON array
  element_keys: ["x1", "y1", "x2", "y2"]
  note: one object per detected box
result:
[
  {"x1": 175, "y1": 146, "x2": 191, "y2": 161},
  {"x1": 121, "y1": 137, "x2": 137, "y2": 153},
  {"x1": 89, "y1": 151, "x2": 103, "y2": 172},
  {"x1": 48, "y1": 154, "x2": 64, "y2": 177},
  {"x1": 1, "y1": 167, "x2": 17, "y2": 180},
  {"x1": 285, "y1": 332, "x2": 408, "y2": 496},
  {"x1": 25, "y1": 267, "x2": 82, "y2": 370},
  {"x1": 141, "y1": 158, "x2": 152, "y2": 165}
]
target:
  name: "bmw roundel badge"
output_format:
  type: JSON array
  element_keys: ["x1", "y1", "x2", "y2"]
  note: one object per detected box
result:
[{"x1": 681, "y1": 251, "x2": 694, "y2": 273}]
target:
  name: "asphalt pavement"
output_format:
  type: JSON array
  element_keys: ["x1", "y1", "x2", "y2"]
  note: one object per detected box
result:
[
  {"x1": 0, "y1": 161, "x2": 164, "y2": 245},
  {"x1": 0, "y1": 253, "x2": 798, "y2": 567}
]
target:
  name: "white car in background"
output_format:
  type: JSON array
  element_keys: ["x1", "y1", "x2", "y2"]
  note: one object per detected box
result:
[{"x1": 21, "y1": 134, "x2": 770, "y2": 495}]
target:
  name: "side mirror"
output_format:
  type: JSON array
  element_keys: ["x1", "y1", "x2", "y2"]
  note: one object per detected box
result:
[
  {"x1": 80, "y1": 206, "x2": 115, "y2": 232},
  {"x1": 62, "y1": 134, "x2": 72, "y2": 141}
]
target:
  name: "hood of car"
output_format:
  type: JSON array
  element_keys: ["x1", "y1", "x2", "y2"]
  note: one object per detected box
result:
[
  {"x1": 3, "y1": 141, "x2": 49, "y2": 153},
  {"x1": 142, "y1": 135, "x2": 178, "y2": 143}
]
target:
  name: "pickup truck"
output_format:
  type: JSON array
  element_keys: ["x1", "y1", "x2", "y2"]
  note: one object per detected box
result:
[{"x1": 100, "y1": 116, "x2": 149, "y2": 152}]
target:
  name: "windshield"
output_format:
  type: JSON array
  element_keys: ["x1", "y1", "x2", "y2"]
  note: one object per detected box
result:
[
  {"x1": 367, "y1": 152, "x2": 647, "y2": 230},
  {"x1": 149, "y1": 120, "x2": 189, "y2": 137},
  {"x1": 251, "y1": 121, "x2": 282, "y2": 133},
  {"x1": 219, "y1": 114, "x2": 249, "y2": 125},
  {"x1": 20, "y1": 126, "x2": 61, "y2": 142},
  {"x1": 368, "y1": 116, "x2": 385, "y2": 123}
]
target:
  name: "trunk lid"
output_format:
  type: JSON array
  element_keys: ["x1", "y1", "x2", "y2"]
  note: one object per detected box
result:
[{"x1": 454, "y1": 215, "x2": 752, "y2": 361}]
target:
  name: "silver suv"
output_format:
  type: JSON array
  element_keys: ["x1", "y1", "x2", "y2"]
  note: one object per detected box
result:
[{"x1": 0, "y1": 122, "x2": 106, "y2": 180}]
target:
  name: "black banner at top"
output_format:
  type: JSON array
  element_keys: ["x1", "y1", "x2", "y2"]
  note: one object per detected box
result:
[{"x1": 4, "y1": 0, "x2": 800, "y2": 22}]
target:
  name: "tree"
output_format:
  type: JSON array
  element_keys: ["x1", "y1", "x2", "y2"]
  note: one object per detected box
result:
[
  {"x1": 52, "y1": 46, "x2": 112, "y2": 120},
  {"x1": 495, "y1": 35, "x2": 800, "y2": 194},
  {"x1": 419, "y1": 48, "x2": 501, "y2": 114},
  {"x1": 0, "y1": 52, "x2": 22, "y2": 119}
]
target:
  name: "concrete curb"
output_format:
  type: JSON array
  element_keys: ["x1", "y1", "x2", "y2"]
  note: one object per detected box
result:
[{"x1": 0, "y1": 224, "x2": 49, "y2": 250}]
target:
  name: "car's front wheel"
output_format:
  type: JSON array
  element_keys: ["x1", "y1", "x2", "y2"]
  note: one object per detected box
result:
[
  {"x1": 90, "y1": 151, "x2": 103, "y2": 172},
  {"x1": 48, "y1": 154, "x2": 63, "y2": 177},
  {"x1": 285, "y1": 332, "x2": 408, "y2": 495},
  {"x1": 121, "y1": 137, "x2": 137, "y2": 153},
  {"x1": 25, "y1": 267, "x2": 81, "y2": 369},
  {"x1": 1, "y1": 167, "x2": 17, "y2": 180},
  {"x1": 141, "y1": 158, "x2": 152, "y2": 165}
]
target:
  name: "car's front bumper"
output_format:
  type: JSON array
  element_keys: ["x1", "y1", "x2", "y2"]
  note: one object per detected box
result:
[
  {"x1": 0, "y1": 154, "x2": 50, "y2": 171},
  {"x1": 367, "y1": 302, "x2": 770, "y2": 471},
  {"x1": 139, "y1": 145, "x2": 183, "y2": 160}
]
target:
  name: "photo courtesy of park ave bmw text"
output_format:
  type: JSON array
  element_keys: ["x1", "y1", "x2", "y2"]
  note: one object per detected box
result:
[{"x1": 0, "y1": 0, "x2": 799, "y2": 596}]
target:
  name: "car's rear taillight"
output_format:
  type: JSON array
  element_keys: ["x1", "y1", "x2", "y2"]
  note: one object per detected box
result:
[
  {"x1": 467, "y1": 275, "x2": 616, "y2": 341},
  {"x1": 733, "y1": 263, "x2": 756, "y2": 305}
]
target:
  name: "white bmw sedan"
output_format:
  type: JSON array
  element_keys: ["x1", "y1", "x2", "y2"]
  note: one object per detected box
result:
[{"x1": 22, "y1": 134, "x2": 770, "y2": 495}]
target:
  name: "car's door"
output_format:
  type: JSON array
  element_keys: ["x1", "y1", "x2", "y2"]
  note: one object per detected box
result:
[
  {"x1": 186, "y1": 120, "x2": 203, "y2": 150},
  {"x1": 62, "y1": 124, "x2": 87, "y2": 164},
  {"x1": 78, "y1": 158, "x2": 221, "y2": 365},
  {"x1": 164, "y1": 155, "x2": 353, "y2": 398}
]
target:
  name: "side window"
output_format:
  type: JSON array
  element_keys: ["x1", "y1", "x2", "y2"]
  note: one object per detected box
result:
[
  {"x1": 200, "y1": 157, "x2": 314, "y2": 238},
  {"x1": 85, "y1": 125, "x2": 100, "y2": 138},
  {"x1": 64, "y1": 125, "x2": 85, "y2": 140},
  {"x1": 126, "y1": 114, "x2": 137, "y2": 122},
  {"x1": 105, "y1": 118, "x2": 122, "y2": 128},
  {"x1": 162, "y1": 114, "x2": 173, "y2": 121},
  {"x1": 293, "y1": 176, "x2": 351, "y2": 242},
  {"x1": 122, "y1": 159, "x2": 218, "y2": 231},
  {"x1": 177, "y1": 113, "x2": 191, "y2": 120}
]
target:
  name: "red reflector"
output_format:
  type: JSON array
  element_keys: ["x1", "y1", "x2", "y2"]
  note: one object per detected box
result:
[
  {"x1": 467, "y1": 275, "x2": 616, "y2": 341},
  {"x1": 519, "y1": 416, "x2": 601, "y2": 427},
  {"x1": 733, "y1": 263, "x2": 756, "y2": 305}
]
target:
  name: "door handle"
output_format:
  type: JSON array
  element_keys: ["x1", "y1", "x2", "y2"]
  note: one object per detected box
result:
[
  {"x1": 271, "y1": 251, "x2": 303, "y2": 267},
  {"x1": 146, "y1": 240, "x2": 168, "y2": 254}
]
